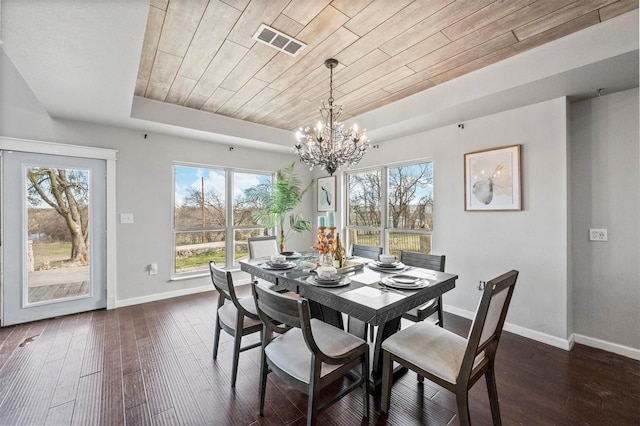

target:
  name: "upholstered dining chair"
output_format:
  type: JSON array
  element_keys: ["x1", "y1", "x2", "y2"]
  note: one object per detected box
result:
[
  {"x1": 247, "y1": 235, "x2": 279, "y2": 290},
  {"x1": 252, "y1": 281, "x2": 370, "y2": 426},
  {"x1": 350, "y1": 244, "x2": 383, "y2": 261},
  {"x1": 381, "y1": 270, "x2": 519, "y2": 426},
  {"x1": 248, "y1": 235, "x2": 278, "y2": 259},
  {"x1": 209, "y1": 261, "x2": 262, "y2": 388},
  {"x1": 399, "y1": 250, "x2": 446, "y2": 327}
]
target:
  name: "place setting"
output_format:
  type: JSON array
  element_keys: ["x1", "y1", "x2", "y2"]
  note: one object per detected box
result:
[
  {"x1": 306, "y1": 265, "x2": 351, "y2": 287},
  {"x1": 260, "y1": 254, "x2": 297, "y2": 271},
  {"x1": 379, "y1": 274, "x2": 430, "y2": 291},
  {"x1": 367, "y1": 254, "x2": 408, "y2": 273}
]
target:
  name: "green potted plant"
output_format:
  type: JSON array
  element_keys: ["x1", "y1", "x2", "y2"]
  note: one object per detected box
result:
[{"x1": 246, "y1": 162, "x2": 314, "y2": 253}]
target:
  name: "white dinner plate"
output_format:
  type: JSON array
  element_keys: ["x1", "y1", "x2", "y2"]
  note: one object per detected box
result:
[
  {"x1": 367, "y1": 262, "x2": 406, "y2": 272},
  {"x1": 306, "y1": 276, "x2": 350, "y2": 287},
  {"x1": 381, "y1": 276, "x2": 428, "y2": 290},
  {"x1": 389, "y1": 274, "x2": 419, "y2": 284},
  {"x1": 262, "y1": 261, "x2": 296, "y2": 270},
  {"x1": 374, "y1": 260, "x2": 401, "y2": 268}
]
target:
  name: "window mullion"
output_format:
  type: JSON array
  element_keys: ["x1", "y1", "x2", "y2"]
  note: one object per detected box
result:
[
  {"x1": 226, "y1": 169, "x2": 233, "y2": 269},
  {"x1": 381, "y1": 166, "x2": 389, "y2": 253}
]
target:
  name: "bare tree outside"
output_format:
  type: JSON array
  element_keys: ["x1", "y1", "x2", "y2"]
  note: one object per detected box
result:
[
  {"x1": 347, "y1": 169, "x2": 381, "y2": 227},
  {"x1": 175, "y1": 184, "x2": 226, "y2": 244},
  {"x1": 388, "y1": 162, "x2": 433, "y2": 230},
  {"x1": 27, "y1": 168, "x2": 90, "y2": 264}
]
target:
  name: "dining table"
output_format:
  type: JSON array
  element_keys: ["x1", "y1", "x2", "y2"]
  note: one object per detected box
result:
[{"x1": 239, "y1": 254, "x2": 458, "y2": 389}]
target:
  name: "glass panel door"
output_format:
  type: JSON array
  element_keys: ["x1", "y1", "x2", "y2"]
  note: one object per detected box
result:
[{"x1": 2, "y1": 151, "x2": 107, "y2": 326}]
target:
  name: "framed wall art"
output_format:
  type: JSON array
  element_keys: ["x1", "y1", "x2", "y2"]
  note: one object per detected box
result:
[
  {"x1": 317, "y1": 176, "x2": 336, "y2": 212},
  {"x1": 464, "y1": 144, "x2": 521, "y2": 211}
]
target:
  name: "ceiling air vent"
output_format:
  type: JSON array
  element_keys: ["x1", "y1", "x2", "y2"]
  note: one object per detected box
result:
[{"x1": 252, "y1": 24, "x2": 306, "y2": 57}]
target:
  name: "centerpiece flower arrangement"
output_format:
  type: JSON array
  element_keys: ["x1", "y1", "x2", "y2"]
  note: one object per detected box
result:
[{"x1": 313, "y1": 225, "x2": 336, "y2": 266}]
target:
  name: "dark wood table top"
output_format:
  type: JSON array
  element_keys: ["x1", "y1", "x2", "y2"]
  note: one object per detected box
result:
[{"x1": 240, "y1": 257, "x2": 457, "y2": 326}]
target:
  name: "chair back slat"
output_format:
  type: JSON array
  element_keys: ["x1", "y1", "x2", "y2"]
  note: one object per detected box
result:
[
  {"x1": 248, "y1": 236, "x2": 278, "y2": 259},
  {"x1": 399, "y1": 250, "x2": 446, "y2": 272},
  {"x1": 209, "y1": 261, "x2": 237, "y2": 301},
  {"x1": 461, "y1": 270, "x2": 518, "y2": 377},
  {"x1": 253, "y1": 282, "x2": 302, "y2": 329},
  {"x1": 351, "y1": 244, "x2": 383, "y2": 261}
]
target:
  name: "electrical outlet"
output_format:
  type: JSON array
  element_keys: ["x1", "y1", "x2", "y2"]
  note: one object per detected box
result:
[
  {"x1": 589, "y1": 229, "x2": 607, "y2": 241},
  {"x1": 120, "y1": 213, "x2": 134, "y2": 224}
]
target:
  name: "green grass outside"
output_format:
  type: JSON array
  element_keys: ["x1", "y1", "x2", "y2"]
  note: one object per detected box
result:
[
  {"x1": 175, "y1": 248, "x2": 249, "y2": 271},
  {"x1": 32, "y1": 242, "x2": 72, "y2": 268}
]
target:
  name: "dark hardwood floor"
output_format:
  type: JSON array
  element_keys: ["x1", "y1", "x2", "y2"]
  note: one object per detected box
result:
[{"x1": 0, "y1": 290, "x2": 638, "y2": 425}]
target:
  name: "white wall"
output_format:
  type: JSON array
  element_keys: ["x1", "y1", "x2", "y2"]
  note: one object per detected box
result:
[
  {"x1": 348, "y1": 97, "x2": 572, "y2": 346},
  {"x1": 571, "y1": 88, "x2": 640, "y2": 354},
  {"x1": 0, "y1": 50, "x2": 55, "y2": 141}
]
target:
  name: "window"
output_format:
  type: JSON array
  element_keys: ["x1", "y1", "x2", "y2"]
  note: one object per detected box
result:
[
  {"x1": 346, "y1": 160, "x2": 433, "y2": 256},
  {"x1": 346, "y1": 169, "x2": 381, "y2": 248},
  {"x1": 387, "y1": 162, "x2": 433, "y2": 256},
  {"x1": 173, "y1": 165, "x2": 272, "y2": 275},
  {"x1": 232, "y1": 171, "x2": 272, "y2": 266}
]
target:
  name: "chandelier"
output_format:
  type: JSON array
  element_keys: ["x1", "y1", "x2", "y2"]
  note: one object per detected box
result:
[{"x1": 294, "y1": 58, "x2": 370, "y2": 176}]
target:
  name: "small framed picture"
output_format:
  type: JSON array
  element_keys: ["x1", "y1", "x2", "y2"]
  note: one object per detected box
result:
[
  {"x1": 464, "y1": 144, "x2": 521, "y2": 211},
  {"x1": 317, "y1": 176, "x2": 336, "y2": 211}
]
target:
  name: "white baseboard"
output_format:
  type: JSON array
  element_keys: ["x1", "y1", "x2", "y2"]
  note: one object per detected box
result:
[
  {"x1": 113, "y1": 277, "x2": 253, "y2": 309},
  {"x1": 503, "y1": 321, "x2": 573, "y2": 350},
  {"x1": 444, "y1": 304, "x2": 573, "y2": 350},
  {"x1": 573, "y1": 333, "x2": 640, "y2": 361},
  {"x1": 114, "y1": 285, "x2": 213, "y2": 308}
]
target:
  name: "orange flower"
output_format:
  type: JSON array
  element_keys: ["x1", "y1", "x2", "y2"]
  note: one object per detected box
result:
[{"x1": 313, "y1": 228, "x2": 334, "y2": 254}]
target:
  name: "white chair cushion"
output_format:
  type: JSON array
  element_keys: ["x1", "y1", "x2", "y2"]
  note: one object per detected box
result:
[
  {"x1": 265, "y1": 319, "x2": 365, "y2": 384},
  {"x1": 217, "y1": 298, "x2": 260, "y2": 331},
  {"x1": 382, "y1": 322, "x2": 477, "y2": 384}
]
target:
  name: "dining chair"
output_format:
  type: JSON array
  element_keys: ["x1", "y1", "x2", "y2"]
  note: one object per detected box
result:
[
  {"x1": 209, "y1": 261, "x2": 263, "y2": 388},
  {"x1": 252, "y1": 281, "x2": 370, "y2": 426},
  {"x1": 399, "y1": 250, "x2": 446, "y2": 327},
  {"x1": 350, "y1": 244, "x2": 383, "y2": 261},
  {"x1": 381, "y1": 270, "x2": 519, "y2": 426},
  {"x1": 247, "y1": 235, "x2": 279, "y2": 290}
]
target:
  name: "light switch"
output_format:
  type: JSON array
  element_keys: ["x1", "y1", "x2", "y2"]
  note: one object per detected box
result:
[
  {"x1": 148, "y1": 263, "x2": 158, "y2": 275},
  {"x1": 120, "y1": 213, "x2": 134, "y2": 224}
]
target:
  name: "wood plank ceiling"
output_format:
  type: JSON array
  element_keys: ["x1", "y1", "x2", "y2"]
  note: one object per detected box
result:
[{"x1": 135, "y1": 0, "x2": 637, "y2": 132}]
